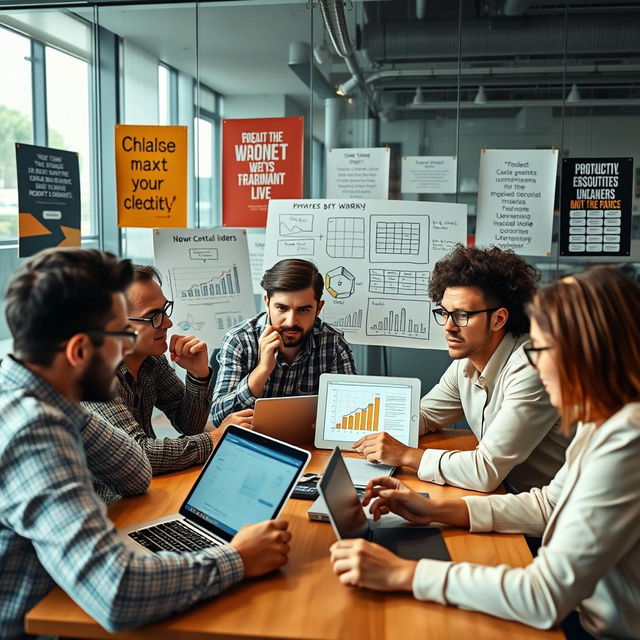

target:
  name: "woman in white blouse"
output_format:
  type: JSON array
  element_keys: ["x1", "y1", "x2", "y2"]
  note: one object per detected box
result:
[{"x1": 330, "y1": 266, "x2": 640, "y2": 639}]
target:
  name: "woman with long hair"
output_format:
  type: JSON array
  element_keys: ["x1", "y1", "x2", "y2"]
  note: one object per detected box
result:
[{"x1": 330, "y1": 266, "x2": 640, "y2": 639}]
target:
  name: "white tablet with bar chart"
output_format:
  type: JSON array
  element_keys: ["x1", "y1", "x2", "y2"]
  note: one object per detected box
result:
[{"x1": 314, "y1": 373, "x2": 421, "y2": 451}]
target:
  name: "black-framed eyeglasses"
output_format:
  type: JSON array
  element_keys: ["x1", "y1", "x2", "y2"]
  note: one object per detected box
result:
[
  {"x1": 523, "y1": 345, "x2": 552, "y2": 368},
  {"x1": 129, "y1": 300, "x2": 174, "y2": 329},
  {"x1": 86, "y1": 330, "x2": 138, "y2": 346},
  {"x1": 432, "y1": 306, "x2": 500, "y2": 328}
]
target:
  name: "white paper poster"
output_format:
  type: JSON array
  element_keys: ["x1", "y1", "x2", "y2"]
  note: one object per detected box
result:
[
  {"x1": 263, "y1": 199, "x2": 467, "y2": 350},
  {"x1": 401, "y1": 156, "x2": 457, "y2": 194},
  {"x1": 326, "y1": 148, "x2": 390, "y2": 199},
  {"x1": 246, "y1": 227, "x2": 267, "y2": 294},
  {"x1": 153, "y1": 227, "x2": 256, "y2": 350},
  {"x1": 475, "y1": 148, "x2": 558, "y2": 256}
]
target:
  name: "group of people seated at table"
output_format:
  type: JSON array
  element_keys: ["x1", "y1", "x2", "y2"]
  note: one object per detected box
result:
[{"x1": 0, "y1": 242, "x2": 638, "y2": 640}]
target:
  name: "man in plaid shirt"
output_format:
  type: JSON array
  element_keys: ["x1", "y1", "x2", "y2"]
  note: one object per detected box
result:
[
  {"x1": 211, "y1": 259, "x2": 356, "y2": 426},
  {"x1": 84, "y1": 265, "x2": 252, "y2": 479},
  {"x1": 0, "y1": 248, "x2": 290, "y2": 639}
]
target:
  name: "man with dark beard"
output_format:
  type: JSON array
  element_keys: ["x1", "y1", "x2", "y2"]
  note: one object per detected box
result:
[
  {"x1": 0, "y1": 248, "x2": 292, "y2": 640},
  {"x1": 211, "y1": 259, "x2": 356, "y2": 425}
]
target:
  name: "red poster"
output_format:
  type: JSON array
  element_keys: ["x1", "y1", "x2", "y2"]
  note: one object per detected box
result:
[{"x1": 222, "y1": 116, "x2": 303, "y2": 227}]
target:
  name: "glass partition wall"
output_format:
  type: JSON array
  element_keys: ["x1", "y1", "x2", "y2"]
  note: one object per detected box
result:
[{"x1": 1, "y1": 0, "x2": 639, "y2": 380}]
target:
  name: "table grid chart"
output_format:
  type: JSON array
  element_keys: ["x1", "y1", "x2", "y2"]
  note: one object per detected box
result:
[
  {"x1": 375, "y1": 221, "x2": 420, "y2": 255},
  {"x1": 568, "y1": 209, "x2": 622, "y2": 253},
  {"x1": 369, "y1": 269, "x2": 429, "y2": 296},
  {"x1": 326, "y1": 217, "x2": 365, "y2": 258}
]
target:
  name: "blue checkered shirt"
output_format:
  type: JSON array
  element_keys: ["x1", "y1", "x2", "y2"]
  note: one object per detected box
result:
[
  {"x1": 211, "y1": 313, "x2": 356, "y2": 426},
  {"x1": 0, "y1": 356, "x2": 243, "y2": 640}
]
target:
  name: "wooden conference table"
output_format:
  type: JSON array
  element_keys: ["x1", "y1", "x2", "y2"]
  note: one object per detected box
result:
[{"x1": 26, "y1": 429, "x2": 564, "y2": 640}]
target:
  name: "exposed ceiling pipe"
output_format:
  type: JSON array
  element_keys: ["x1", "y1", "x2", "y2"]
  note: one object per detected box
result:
[
  {"x1": 362, "y1": 14, "x2": 640, "y2": 63},
  {"x1": 502, "y1": 0, "x2": 531, "y2": 16},
  {"x1": 317, "y1": 0, "x2": 379, "y2": 114}
]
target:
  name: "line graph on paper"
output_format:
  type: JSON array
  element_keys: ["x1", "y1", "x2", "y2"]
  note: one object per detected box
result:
[
  {"x1": 279, "y1": 214, "x2": 314, "y2": 236},
  {"x1": 170, "y1": 265, "x2": 243, "y2": 301}
]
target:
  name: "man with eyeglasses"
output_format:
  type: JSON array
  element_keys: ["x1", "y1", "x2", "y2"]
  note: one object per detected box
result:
[
  {"x1": 83, "y1": 264, "x2": 252, "y2": 482},
  {"x1": 353, "y1": 244, "x2": 569, "y2": 493},
  {"x1": 0, "y1": 248, "x2": 292, "y2": 639}
]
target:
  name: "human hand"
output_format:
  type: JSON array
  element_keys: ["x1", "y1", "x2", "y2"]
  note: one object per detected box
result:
[
  {"x1": 330, "y1": 538, "x2": 416, "y2": 592},
  {"x1": 210, "y1": 409, "x2": 254, "y2": 447},
  {"x1": 230, "y1": 520, "x2": 291, "y2": 577},
  {"x1": 352, "y1": 432, "x2": 423, "y2": 469},
  {"x1": 256, "y1": 325, "x2": 283, "y2": 376},
  {"x1": 169, "y1": 334, "x2": 209, "y2": 378},
  {"x1": 362, "y1": 476, "x2": 436, "y2": 525}
]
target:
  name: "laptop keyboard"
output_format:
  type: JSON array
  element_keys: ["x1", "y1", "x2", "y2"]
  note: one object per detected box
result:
[{"x1": 129, "y1": 520, "x2": 218, "y2": 553}]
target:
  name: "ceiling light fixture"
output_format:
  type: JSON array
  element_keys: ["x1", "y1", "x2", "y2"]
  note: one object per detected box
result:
[
  {"x1": 474, "y1": 85, "x2": 488, "y2": 105},
  {"x1": 566, "y1": 83, "x2": 581, "y2": 103},
  {"x1": 336, "y1": 76, "x2": 358, "y2": 97},
  {"x1": 412, "y1": 87, "x2": 426, "y2": 105}
]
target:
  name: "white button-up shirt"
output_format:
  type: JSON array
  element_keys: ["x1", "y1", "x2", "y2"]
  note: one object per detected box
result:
[
  {"x1": 413, "y1": 402, "x2": 640, "y2": 639},
  {"x1": 418, "y1": 333, "x2": 568, "y2": 492}
]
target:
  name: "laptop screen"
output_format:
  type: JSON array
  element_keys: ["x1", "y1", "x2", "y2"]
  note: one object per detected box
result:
[
  {"x1": 321, "y1": 378, "x2": 414, "y2": 445},
  {"x1": 180, "y1": 427, "x2": 309, "y2": 540},
  {"x1": 319, "y1": 448, "x2": 370, "y2": 540}
]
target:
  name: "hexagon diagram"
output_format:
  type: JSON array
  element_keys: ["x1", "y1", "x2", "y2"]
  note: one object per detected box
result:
[{"x1": 325, "y1": 266, "x2": 356, "y2": 299}]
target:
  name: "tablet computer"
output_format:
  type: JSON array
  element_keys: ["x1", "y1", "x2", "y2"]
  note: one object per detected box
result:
[
  {"x1": 253, "y1": 395, "x2": 318, "y2": 445},
  {"x1": 314, "y1": 373, "x2": 421, "y2": 451}
]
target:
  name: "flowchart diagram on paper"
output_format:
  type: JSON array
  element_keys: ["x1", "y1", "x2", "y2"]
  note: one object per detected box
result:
[{"x1": 264, "y1": 199, "x2": 467, "y2": 350}]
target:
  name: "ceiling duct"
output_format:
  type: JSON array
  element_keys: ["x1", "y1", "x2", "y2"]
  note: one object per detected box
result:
[
  {"x1": 317, "y1": 0, "x2": 379, "y2": 113},
  {"x1": 362, "y1": 13, "x2": 640, "y2": 63}
]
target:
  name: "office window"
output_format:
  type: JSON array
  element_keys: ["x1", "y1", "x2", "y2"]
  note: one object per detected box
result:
[
  {"x1": 195, "y1": 116, "x2": 214, "y2": 225},
  {"x1": 0, "y1": 26, "x2": 33, "y2": 243},
  {"x1": 45, "y1": 46, "x2": 92, "y2": 236},
  {"x1": 158, "y1": 63, "x2": 170, "y2": 126}
]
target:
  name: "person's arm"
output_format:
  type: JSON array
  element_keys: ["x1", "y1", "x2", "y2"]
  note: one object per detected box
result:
[
  {"x1": 417, "y1": 361, "x2": 559, "y2": 491},
  {"x1": 413, "y1": 418, "x2": 640, "y2": 630},
  {"x1": 3, "y1": 417, "x2": 244, "y2": 633},
  {"x1": 153, "y1": 355, "x2": 213, "y2": 436},
  {"x1": 84, "y1": 393, "x2": 212, "y2": 475},
  {"x1": 81, "y1": 413, "x2": 151, "y2": 498},
  {"x1": 210, "y1": 332, "x2": 257, "y2": 426}
]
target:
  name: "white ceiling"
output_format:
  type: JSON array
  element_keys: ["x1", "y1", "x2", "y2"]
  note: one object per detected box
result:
[{"x1": 75, "y1": 1, "x2": 333, "y2": 100}]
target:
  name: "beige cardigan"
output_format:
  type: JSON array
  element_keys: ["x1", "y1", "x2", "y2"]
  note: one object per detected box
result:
[{"x1": 413, "y1": 402, "x2": 640, "y2": 639}]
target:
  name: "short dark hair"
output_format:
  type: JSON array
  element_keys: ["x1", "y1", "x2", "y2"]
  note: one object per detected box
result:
[
  {"x1": 131, "y1": 264, "x2": 162, "y2": 286},
  {"x1": 428, "y1": 244, "x2": 539, "y2": 336},
  {"x1": 5, "y1": 248, "x2": 133, "y2": 366},
  {"x1": 260, "y1": 259, "x2": 324, "y2": 301}
]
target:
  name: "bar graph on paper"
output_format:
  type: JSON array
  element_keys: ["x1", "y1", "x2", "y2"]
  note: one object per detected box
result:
[
  {"x1": 170, "y1": 265, "x2": 242, "y2": 300},
  {"x1": 326, "y1": 309, "x2": 363, "y2": 330},
  {"x1": 366, "y1": 298, "x2": 431, "y2": 341}
]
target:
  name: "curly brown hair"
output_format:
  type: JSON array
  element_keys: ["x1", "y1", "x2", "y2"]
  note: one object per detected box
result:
[{"x1": 428, "y1": 244, "x2": 539, "y2": 336}]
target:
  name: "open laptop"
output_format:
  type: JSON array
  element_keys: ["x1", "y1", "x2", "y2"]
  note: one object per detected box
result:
[
  {"x1": 318, "y1": 448, "x2": 450, "y2": 561},
  {"x1": 121, "y1": 425, "x2": 310, "y2": 553},
  {"x1": 252, "y1": 395, "x2": 318, "y2": 445}
]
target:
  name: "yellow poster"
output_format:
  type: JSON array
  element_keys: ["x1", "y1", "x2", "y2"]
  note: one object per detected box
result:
[{"x1": 115, "y1": 124, "x2": 188, "y2": 228}]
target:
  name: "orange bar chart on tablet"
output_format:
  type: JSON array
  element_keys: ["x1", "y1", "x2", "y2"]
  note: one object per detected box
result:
[{"x1": 334, "y1": 396, "x2": 380, "y2": 431}]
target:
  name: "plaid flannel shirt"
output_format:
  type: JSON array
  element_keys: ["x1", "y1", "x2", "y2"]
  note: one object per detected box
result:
[
  {"x1": 0, "y1": 356, "x2": 243, "y2": 640},
  {"x1": 211, "y1": 313, "x2": 356, "y2": 426},
  {"x1": 83, "y1": 354, "x2": 213, "y2": 475}
]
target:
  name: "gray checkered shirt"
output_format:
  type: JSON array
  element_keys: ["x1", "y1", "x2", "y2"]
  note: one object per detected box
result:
[
  {"x1": 0, "y1": 356, "x2": 243, "y2": 640},
  {"x1": 211, "y1": 313, "x2": 356, "y2": 426},
  {"x1": 83, "y1": 355, "x2": 213, "y2": 476}
]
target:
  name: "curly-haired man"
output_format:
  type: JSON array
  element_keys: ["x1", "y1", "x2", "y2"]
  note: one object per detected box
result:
[{"x1": 353, "y1": 245, "x2": 570, "y2": 493}]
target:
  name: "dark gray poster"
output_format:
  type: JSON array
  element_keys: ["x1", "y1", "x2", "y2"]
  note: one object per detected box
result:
[
  {"x1": 15, "y1": 143, "x2": 81, "y2": 258},
  {"x1": 560, "y1": 157, "x2": 633, "y2": 257}
]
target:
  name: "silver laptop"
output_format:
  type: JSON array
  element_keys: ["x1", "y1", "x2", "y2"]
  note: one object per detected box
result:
[
  {"x1": 318, "y1": 448, "x2": 450, "y2": 561},
  {"x1": 121, "y1": 425, "x2": 310, "y2": 554},
  {"x1": 252, "y1": 395, "x2": 318, "y2": 445}
]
